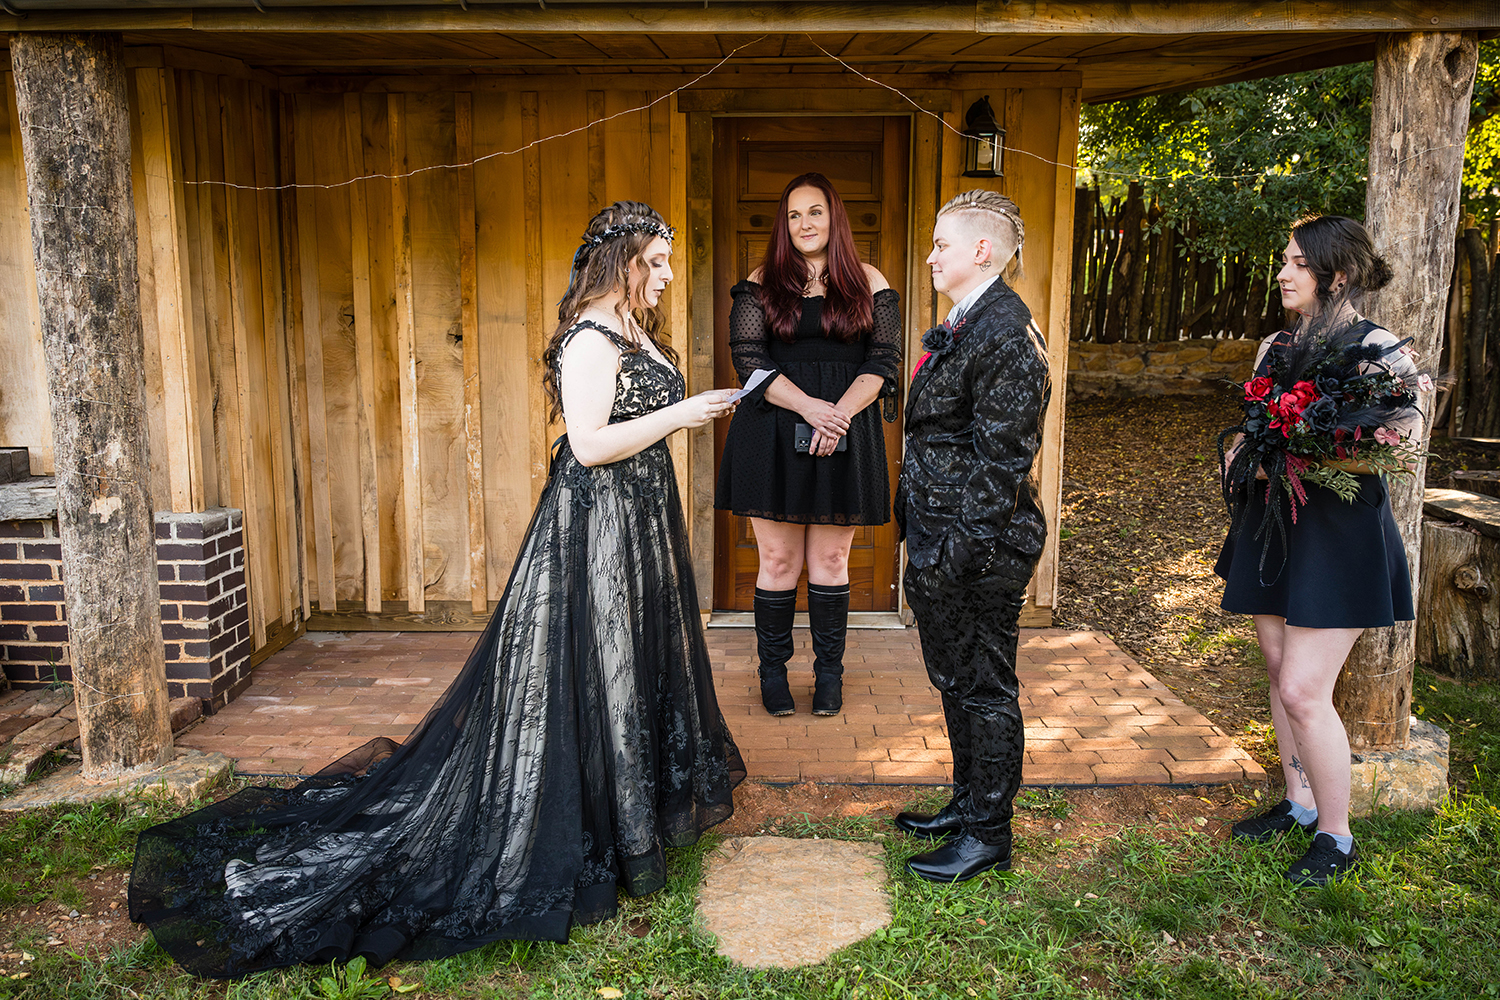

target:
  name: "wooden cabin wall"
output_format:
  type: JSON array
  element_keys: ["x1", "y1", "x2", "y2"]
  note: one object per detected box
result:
[
  {"x1": 0, "y1": 73, "x2": 50, "y2": 476},
  {"x1": 0, "y1": 67, "x2": 1076, "y2": 636},
  {"x1": 0, "y1": 65, "x2": 303, "y2": 652},
  {"x1": 129, "y1": 68, "x2": 302, "y2": 651},
  {"x1": 289, "y1": 87, "x2": 681, "y2": 615}
]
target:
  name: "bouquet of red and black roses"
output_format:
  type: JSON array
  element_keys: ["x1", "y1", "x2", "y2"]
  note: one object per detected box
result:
[{"x1": 1219, "y1": 318, "x2": 1431, "y2": 575}]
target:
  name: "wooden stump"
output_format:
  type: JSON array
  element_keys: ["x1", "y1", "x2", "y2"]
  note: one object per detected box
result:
[
  {"x1": 1417, "y1": 519, "x2": 1500, "y2": 682},
  {"x1": 10, "y1": 33, "x2": 172, "y2": 774},
  {"x1": 1450, "y1": 471, "x2": 1500, "y2": 499},
  {"x1": 1337, "y1": 31, "x2": 1479, "y2": 750}
]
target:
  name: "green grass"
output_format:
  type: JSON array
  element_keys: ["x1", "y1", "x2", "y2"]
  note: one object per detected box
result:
[
  {"x1": 3, "y1": 677, "x2": 1500, "y2": 999},
  {"x1": 1413, "y1": 667, "x2": 1500, "y2": 797},
  {"x1": 0, "y1": 798, "x2": 179, "y2": 911}
]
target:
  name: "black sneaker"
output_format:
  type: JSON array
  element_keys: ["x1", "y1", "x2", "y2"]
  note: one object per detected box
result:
[
  {"x1": 1231, "y1": 799, "x2": 1315, "y2": 842},
  {"x1": 1286, "y1": 833, "x2": 1359, "y2": 887}
]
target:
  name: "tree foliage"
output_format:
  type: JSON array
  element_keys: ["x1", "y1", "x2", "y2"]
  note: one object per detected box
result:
[
  {"x1": 1462, "y1": 40, "x2": 1500, "y2": 222},
  {"x1": 1081, "y1": 41, "x2": 1500, "y2": 264}
]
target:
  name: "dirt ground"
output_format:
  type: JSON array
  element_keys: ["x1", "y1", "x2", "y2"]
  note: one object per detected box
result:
[{"x1": 3, "y1": 394, "x2": 1491, "y2": 966}]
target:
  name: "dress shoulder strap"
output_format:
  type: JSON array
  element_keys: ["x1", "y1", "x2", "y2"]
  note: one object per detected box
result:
[{"x1": 557, "y1": 318, "x2": 633, "y2": 355}]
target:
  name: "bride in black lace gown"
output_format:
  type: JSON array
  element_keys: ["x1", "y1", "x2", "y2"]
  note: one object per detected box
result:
[{"x1": 130, "y1": 202, "x2": 745, "y2": 978}]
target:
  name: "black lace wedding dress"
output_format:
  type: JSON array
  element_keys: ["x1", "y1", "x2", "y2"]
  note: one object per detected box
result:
[{"x1": 130, "y1": 320, "x2": 745, "y2": 978}]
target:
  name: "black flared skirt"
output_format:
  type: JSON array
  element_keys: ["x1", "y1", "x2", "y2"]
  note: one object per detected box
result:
[
  {"x1": 1215, "y1": 473, "x2": 1414, "y2": 629},
  {"x1": 715, "y1": 340, "x2": 890, "y2": 526}
]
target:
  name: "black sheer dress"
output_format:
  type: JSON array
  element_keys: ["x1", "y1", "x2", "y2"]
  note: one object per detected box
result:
[
  {"x1": 714, "y1": 280, "x2": 902, "y2": 525},
  {"x1": 130, "y1": 320, "x2": 745, "y2": 978}
]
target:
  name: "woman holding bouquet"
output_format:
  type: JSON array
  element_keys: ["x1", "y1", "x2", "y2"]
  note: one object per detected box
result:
[{"x1": 1216, "y1": 215, "x2": 1426, "y2": 886}]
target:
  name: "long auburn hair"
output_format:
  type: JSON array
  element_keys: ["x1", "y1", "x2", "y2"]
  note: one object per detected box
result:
[
  {"x1": 758, "y1": 172, "x2": 872, "y2": 344},
  {"x1": 542, "y1": 201, "x2": 678, "y2": 421}
]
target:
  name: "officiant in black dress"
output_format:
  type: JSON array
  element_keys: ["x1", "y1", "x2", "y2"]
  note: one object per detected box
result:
[{"x1": 715, "y1": 172, "x2": 902, "y2": 718}]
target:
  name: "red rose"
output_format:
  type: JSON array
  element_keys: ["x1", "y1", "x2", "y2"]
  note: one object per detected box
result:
[
  {"x1": 1244, "y1": 376, "x2": 1273, "y2": 402},
  {"x1": 1267, "y1": 381, "x2": 1320, "y2": 436}
]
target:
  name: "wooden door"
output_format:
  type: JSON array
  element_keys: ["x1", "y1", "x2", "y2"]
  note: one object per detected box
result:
[{"x1": 711, "y1": 116, "x2": 909, "y2": 612}]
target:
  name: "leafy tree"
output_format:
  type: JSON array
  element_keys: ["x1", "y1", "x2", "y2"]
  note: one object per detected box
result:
[
  {"x1": 1081, "y1": 41, "x2": 1500, "y2": 264},
  {"x1": 1462, "y1": 40, "x2": 1500, "y2": 222}
]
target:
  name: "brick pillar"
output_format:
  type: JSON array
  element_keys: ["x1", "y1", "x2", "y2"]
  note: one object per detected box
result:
[
  {"x1": 1, "y1": 502, "x2": 253, "y2": 713},
  {"x1": 0, "y1": 518, "x2": 70, "y2": 685},
  {"x1": 155, "y1": 510, "x2": 252, "y2": 711}
]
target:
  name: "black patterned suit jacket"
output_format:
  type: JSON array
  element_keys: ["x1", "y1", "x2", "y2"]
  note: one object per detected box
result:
[{"x1": 894, "y1": 276, "x2": 1051, "y2": 591}]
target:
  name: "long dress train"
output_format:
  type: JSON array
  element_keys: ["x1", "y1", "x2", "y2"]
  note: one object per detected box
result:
[{"x1": 129, "y1": 320, "x2": 745, "y2": 978}]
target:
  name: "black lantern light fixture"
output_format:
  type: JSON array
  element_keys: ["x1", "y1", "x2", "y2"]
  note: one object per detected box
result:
[{"x1": 961, "y1": 96, "x2": 1005, "y2": 178}]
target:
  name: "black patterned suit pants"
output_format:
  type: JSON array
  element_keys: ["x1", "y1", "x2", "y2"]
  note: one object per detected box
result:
[{"x1": 904, "y1": 563, "x2": 1026, "y2": 847}]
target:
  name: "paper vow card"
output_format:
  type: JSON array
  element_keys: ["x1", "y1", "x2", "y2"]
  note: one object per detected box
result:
[{"x1": 727, "y1": 368, "x2": 775, "y2": 403}]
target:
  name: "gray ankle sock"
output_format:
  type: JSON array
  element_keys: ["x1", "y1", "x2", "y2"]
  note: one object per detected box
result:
[
  {"x1": 1321, "y1": 830, "x2": 1354, "y2": 855},
  {"x1": 1286, "y1": 800, "x2": 1318, "y2": 826}
]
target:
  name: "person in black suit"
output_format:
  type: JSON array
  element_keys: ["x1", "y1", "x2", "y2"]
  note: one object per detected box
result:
[{"x1": 892, "y1": 190, "x2": 1051, "y2": 882}]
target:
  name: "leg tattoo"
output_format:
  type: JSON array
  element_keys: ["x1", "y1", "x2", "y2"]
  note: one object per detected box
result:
[{"x1": 1290, "y1": 755, "x2": 1310, "y2": 789}]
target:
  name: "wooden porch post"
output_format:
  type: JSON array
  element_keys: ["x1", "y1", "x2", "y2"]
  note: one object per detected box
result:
[
  {"x1": 11, "y1": 33, "x2": 172, "y2": 773},
  {"x1": 1335, "y1": 31, "x2": 1478, "y2": 750}
]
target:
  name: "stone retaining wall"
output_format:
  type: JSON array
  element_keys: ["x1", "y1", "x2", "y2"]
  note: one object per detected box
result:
[{"x1": 1068, "y1": 337, "x2": 1261, "y2": 398}]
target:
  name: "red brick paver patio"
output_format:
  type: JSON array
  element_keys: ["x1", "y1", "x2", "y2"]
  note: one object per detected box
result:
[{"x1": 177, "y1": 628, "x2": 1264, "y2": 785}]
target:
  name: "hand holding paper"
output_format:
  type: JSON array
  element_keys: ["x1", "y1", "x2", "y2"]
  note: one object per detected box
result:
[{"x1": 727, "y1": 368, "x2": 775, "y2": 404}]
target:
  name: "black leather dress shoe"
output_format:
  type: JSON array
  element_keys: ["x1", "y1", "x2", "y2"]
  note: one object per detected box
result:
[
  {"x1": 894, "y1": 802, "x2": 964, "y2": 841},
  {"x1": 906, "y1": 833, "x2": 1011, "y2": 883}
]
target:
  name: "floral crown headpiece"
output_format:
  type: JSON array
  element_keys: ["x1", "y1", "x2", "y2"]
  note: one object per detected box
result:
[
  {"x1": 571, "y1": 219, "x2": 676, "y2": 272},
  {"x1": 580, "y1": 220, "x2": 676, "y2": 249}
]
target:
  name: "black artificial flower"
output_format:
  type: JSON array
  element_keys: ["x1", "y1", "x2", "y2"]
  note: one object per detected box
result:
[{"x1": 921, "y1": 321, "x2": 963, "y2": 356}]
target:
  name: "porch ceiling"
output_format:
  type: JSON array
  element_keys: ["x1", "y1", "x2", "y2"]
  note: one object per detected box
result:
[
  {"x1": 0, "y1": 29, "x2": 1430, "y2": 103},
  {"x1": 3, "y1": 3, "x2": 1497, "y2": 103}
]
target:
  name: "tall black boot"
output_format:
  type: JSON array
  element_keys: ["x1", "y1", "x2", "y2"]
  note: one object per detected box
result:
[
  {"x1": 755, "y1": 587, "x2": 797, "y2": 716},
  {"x1": 807, "y1": 582, "x2": 850, "y2": 716}
]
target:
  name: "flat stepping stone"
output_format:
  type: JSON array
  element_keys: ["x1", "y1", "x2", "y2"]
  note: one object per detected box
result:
[
  {"x1": 0, "y1": 747, "x2": 232, "y2": 810},
  {"x1": 697, "y1": 836, "x2": 890, "y2": 969}
]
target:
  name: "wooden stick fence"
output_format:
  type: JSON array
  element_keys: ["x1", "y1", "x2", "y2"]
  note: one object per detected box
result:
[{"x1": 1070, "y1": 184, "x2": 1285, "y2": 346}]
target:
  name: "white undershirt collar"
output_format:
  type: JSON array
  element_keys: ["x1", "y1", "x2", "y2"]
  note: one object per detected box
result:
[{"x1": 946, "y1": 274, "x2": 1000, "y2": 325}]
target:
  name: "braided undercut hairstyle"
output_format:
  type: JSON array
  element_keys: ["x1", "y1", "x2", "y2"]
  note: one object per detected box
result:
[{"x1": 936, "y1": 190, "x2": 1026, "y2": 280}]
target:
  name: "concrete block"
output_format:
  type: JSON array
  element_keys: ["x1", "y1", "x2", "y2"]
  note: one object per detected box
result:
[{"x1": 1349, "y1": 717, "x2": 1449, "y2": 818}]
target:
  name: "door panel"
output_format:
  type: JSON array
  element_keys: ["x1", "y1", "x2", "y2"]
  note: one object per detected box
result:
[{"x1": 711, "y1": 116, "x2": 909, "y2": 612}]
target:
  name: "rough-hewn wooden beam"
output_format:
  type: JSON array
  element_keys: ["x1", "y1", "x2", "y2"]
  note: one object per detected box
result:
[
  {"x1": 1032, "y1": 86, "x2": 1080, "y2": 618},
  {"x1": 455, "y1": 91, "x2": 487, "y2": 615},
  {"x1": 1335, "y1": 31, "x2": 1479, "y2": 752},
  {"x1": 677, "y1": 88, "x2": 950, "y2": 113},
  {"x1": 11, "y1": 31, "x2": 172, "y2": 775},
  {"x1": 343, "y1": 92, "x2": 382, "y2": 613},
  {"x1": 521, "y1": 90, "x2": 545, "y2": 506},
  {"x1": 4, "y1": 3, "x2": 1492, "y2": 34},
  {"x1": 978, "y1": 1, "x2": 1495, "y2": 33},
  {"x1": 387, "y1": 92, "x2": 426, "y2": 614},
  {"x1": 135, "y1": 65, "x2": 205, "y2": 513}
]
